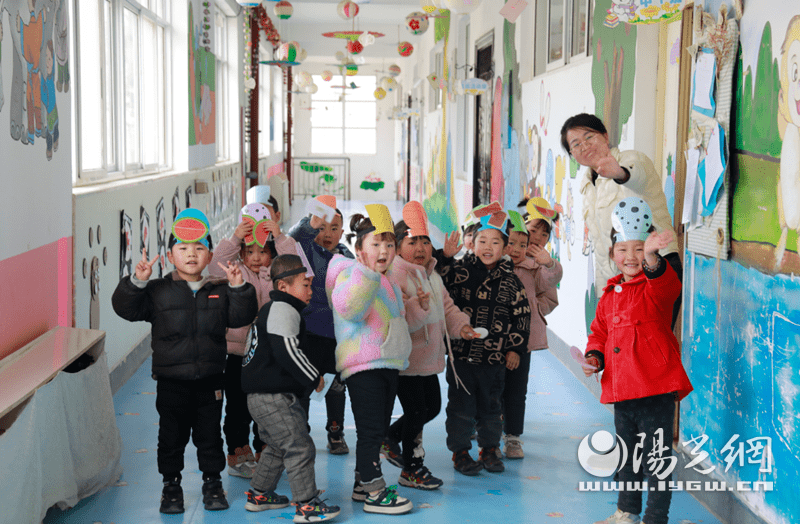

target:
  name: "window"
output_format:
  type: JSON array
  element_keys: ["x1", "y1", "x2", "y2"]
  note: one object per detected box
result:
[
  {"x1": 75, "y1": 0, "x2": 168, "y2": 184},
  {"x1": 258, "y1": 64, "x2": 271, "y2": 157},
  {"x1": 430, "y1": 48, "x2": 443, "y2": 111},
  {"x1": 273, "y1": 68, "x2": 284, "y2": 154},
  {"x1": 310, "y1": 75, "x2": 377, "y2": 155},
  {"x1": 541, "y1": 0, "x2": 592, "y2": 73},
  {"x1": 215, "y1": 8, "x2": 232, "y2": 161}
]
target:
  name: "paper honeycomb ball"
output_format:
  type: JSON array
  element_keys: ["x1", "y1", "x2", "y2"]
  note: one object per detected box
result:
[
  {"x1": 294, "y1": 71, "x2": 313, "y2": 89},
  {"x1": 405, "y1": 12, "x2": 429, "y2": 35},
  {"x1": 345, "y1": 63, "x2": 359, "y2": 76},
  {"x1": 337, "y1": 0, "x2": 359, "y2": 19},
  {"x1": 277, "y1": 42, "x2": 298, "y2": 62},
  {"x1": 381, "y1": 76, "x2": 397, "y2": 91},
  {"x1": 398, "y1": 41, "x2": 414, "y2": 57},
  {"x1": 322, "y1": 70, "x2": 333, "y2": 81},
  {"x1": 374, "y1": 87, "x2": 387, "y2": 100},
  {"x1": 274, "y1": 0, "x2": 293, "y2": 20},
  {"x1": 388, "y1": 64, "x2": 402, "y2": 77},
  {"x1": 347, "y1": 40, "x2": 364, "y2": 55}
]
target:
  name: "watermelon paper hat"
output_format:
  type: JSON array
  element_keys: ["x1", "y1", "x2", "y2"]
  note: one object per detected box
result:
[
  {"x1": 402, "y1": 201, "x2": 429, "y2": 238},
  {"x1": 507, "y1": 210, "x2": 528, "y2": 234},
  {"x1": 172, "y1": 208, "x2": 211, "y2": 248},
  {"x1": 239, "y1": 203, "x2": 273, "y2": 247},
  {"x1": 525, "y1": 197, "x2": 557, "y2": 225},
  {"x1": 246, "y1": 185, "x2": 271, "y2": 206},
  {"x1": 306, "y1": 194, "x2": 338, "y2": 222},
  {"x1": 477, "y1": 211, "x2": 509, "y2": 237}
]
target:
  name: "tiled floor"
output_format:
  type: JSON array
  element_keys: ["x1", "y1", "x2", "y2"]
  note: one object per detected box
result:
[{"x1": 44, "y1": 198, "x2": 725, "y2": 523}]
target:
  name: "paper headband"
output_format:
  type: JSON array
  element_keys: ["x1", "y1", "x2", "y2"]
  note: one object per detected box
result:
[
  {"x1": 477, "y1": 212, "x2": 509, "y2": 236},
  {"x1": 611, "y1": 197, "x2": 653, "y2": 242},
  {"x1": 507, "y1": 210, "x2": 528, "y2": 234},
  {"x1": 525, "y1": 197, "x2": 557, "y2": 225},
  {"x1": 239, "y1": 203, "x2": 273, "y2": 247},
  {"x1": 402, "y1": 201, "x2": 429, "y2": 238},
  {"x1": 172, "y1": 208, "x2": 211, "y2": 248},
  {"x1": 358, "y1": 203, "x2": 394, "y2": 238},
  {"x1": 307, "y1": 195, "x2": 338, "y2": 222},
  {"x1": 246, "y1": 185, "x2": 271, "y2": 206}
]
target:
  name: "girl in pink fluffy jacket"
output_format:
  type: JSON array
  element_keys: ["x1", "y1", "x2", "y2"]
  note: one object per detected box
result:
[{"x1": 383, "y1": 203, "x2": 479, "y2": 491}]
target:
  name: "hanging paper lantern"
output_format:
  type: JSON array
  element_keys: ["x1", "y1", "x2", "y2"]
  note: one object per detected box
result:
[
  {"x1": 337, "y1": 0, "x2": 359, "y2": 19},
  {"x1": 374, "y1": 87, "x2": 387, "y2": 100},
  {"x1": 381, "y1": 76, "x2": 397, "y2": 91},
  {"x1": 419, "y1": 0, "x2": 439, "y2": 13},
  {"x1": 294, "y1": 71, "x2": 313, "y2": 89},
  {"x1": 388, "y1": 64, "x2": 401, "y2": 77},
  {"x1": 322, "y1": 70, "x2": 333, "y2": 82},
  {"x1": 277, "y1": 42, "x2": 298, "y2": 62},
  {"x1": 405, "y1": 12, "x2": 429, "y2": 35},
  {"x1": 274, "y1": 0, "x2": 293, "y2": 19},
  {"x1": 347, "y1": 40, "x2": 364, "y2": 55},
  {"x1": 345, "y1": 63, "x2": 359, "y2": 76},
  {"x1": 358, "y1": 32, "x2": 376, "y2": 47},
  {"x1": 398, "y1": 41, "x2": 414, "y2": 57},
  {"x1": 442, "y1": 0, "x2": 481, "y2": 14}
]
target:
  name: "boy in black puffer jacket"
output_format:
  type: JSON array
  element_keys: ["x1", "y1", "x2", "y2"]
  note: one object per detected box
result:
[{"x1": 112, "y1": 209, "x2": 258, "y2": 515}]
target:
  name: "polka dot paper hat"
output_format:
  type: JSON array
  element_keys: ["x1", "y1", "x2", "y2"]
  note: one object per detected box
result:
[{"x1": 611, "y1": 197, "x2": 653, "y2": 242}]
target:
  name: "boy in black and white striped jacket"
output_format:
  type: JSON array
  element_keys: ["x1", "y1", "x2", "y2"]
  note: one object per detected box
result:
[{"x1": 240, "y1": 254, "x2": 340, "y2": 522}]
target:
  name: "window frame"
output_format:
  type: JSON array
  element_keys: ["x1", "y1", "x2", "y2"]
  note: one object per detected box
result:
[
  {"x1": 540, "y1": 0, "x2": 593, "y2": 75},
  {"x1": 309, "y1": 74, "x2": 377, "y2": 156}
]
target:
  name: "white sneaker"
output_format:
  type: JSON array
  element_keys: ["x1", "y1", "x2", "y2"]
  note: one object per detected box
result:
[
  {"x1": 503, "y1": 435, "x2": 524, "y2": 459},
  {"x1": 593, "y1": 509, "x2": 641, "y2": 524}
]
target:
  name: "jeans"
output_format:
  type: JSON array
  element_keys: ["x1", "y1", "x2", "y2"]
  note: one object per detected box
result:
[{"x1": 388, "y1": 374, "x2": 441, "y2": 469}]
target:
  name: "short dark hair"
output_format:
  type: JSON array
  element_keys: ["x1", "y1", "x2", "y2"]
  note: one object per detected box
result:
[
  {"x1": 560, "y1": 113, "x2": 607, "y2": 154},
  {"x1": 168, "y1": 233, "x2": 213, "y2": 250},
  {"x1": 239, "y1": 239, "x2": 278, "y2": 259},
  {"x1": 270, "y1": 254, "x2": 305, "y2": 285},
  {"x1": 267, "y1": 195, "x2": 280, "y2": 214},
  {"x1": 464, "y1": 222, "x2": 481, "y2": 237}
]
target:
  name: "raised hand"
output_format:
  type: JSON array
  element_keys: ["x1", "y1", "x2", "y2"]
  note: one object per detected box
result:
[
  {"x1": 135, "y1": 248, "x2": 161, "y2": 281},
  {"x1": 593, "y1": 153, "x2": 626, "y2": 180},
  {"x1": 309, "y1": 214, "x2": 325, "y2": 230},
  {"x1": 218, "y1": 261, "x2": 244, "y2": 286},
  {"x1": 644, "y1": 230, "x2": 674, "y2": 256},
  {"x1": 262, "y1": 219, "x2": 282, "y2": 238},
  {"x1": 443, "y1": 231, "x2": 462, "y2": 258},
  {"x1": 234, "y1": 220, "x2": 253, "y2": 241},
  {"x1": 417, "y1": 288, "x2": 431, "y2": 311},
  {"x1": 528, "y1": 243, "x2": 553, "y2": 266}
]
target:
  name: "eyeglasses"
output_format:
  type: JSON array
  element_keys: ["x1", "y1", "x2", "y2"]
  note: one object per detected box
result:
[{"x1": 569, "y1": 133, "x2": 597, "y2": 154}]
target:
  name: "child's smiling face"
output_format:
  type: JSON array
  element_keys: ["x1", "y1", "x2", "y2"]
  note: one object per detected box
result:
[
  {"x1": 612, "y1": 239, "x2": 645, "y2": 281},
  {"x1": 357, "y1": 231, "x2": 396, "y2": 274},
  {"x1": 474, "y1": 229, "x2": 506, "y2": 270},
  {"x1": 168, "y1": 242, "x2": 212, "y2": 281}
]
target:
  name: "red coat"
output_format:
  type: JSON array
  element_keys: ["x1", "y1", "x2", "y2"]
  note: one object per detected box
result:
[{"x1": 585, "y1": 262, "x2": 693, "y2": 404}]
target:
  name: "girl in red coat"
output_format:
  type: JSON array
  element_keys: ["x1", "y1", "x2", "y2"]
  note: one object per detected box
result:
[{"x1": 584, "y1": 197, "x2": 692, "y2": 524}]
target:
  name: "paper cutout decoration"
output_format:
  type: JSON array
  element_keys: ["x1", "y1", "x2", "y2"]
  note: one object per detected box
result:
[
  {"x1": 406, "y1": 12, "x2": 429, "y2": 35},
  {"x1": 337, "y1": 0, "x2": 359, "y2": 19},
  {"x1": 420, "y1": 0, "x2": 438, "y2": 13},
  {"x1": 427, "y1": 73, "x2": 441, "y2": 91},
  {"x1": 602, "y1": 0, "x2": 681, "y2": 26},
  {"x1": 310, "y1": 373, "x2": 336, "y2": 402},
  {"x1": 403, "y1": 201, "x2": 430, "y2": 238},
  {"x1": 398, "y1": 41, "x2": 414, "y2": 57},
  {"x1": 172, "y1": 208, "x2": 211, "y2": 247},
  {"x1": 525, "y1": 197, "x2": 556, "y2": 224},
  {"x1": 374, "y1": 87, "x2": 387, "y2": 100},
  {"x1": 347, "y1": 40, "x2": 364, "y2": 55},
  {"x1": 295, "y1": 243, "x2": 315, "y2": 279},
  {"x1": 246, "y1": 185, "x2": 271, "y2": 205},
  {"x1": 463, "y1": 210, "x2": 476, "y2": 227},
  {"x1": 698, "y1": 124, "x2": 726, "y2": 216},
  {"x1": 156, "y1": 198, "x2": 167, "y2": 277},
  {"x1": 507, "y1": 210, "x2": 527, "y2": 234},
  {"x1": 358, "y1": 32, "x2": 376, "y2": 46},
  {"x1": 611, "y1": 197, "x2": 652, "y2": 242},
  {"x1": 365, "y1": 203, "x2": 395, "y2": 235},
  {"x1": 692, "y1": 48, "x2": 717, "y2": 118},
  {"x1": 473, "y1": 201, "x2": 503, "y2": 218},
  {"x1": 570, "y1": 346, "x2": 598, "y2": 371},
  {"x1": 307, "y1": 197, "x2": 337, "y2": 222},
  {"x1": 274, "y1": 0, "x2": 293, "y2": 19},
  {"x1": 120, "y1": 211, "x2": 133, "y2": 279},
  {"x1": 140, "y1": 207, "x2": 151, "y2": 257},
  {"x1": 477, "y1": 212, "x2": 509, "y2": 236},
  {"x1": 499, "y1": 0, "x2": 527, "y2": 23},
  {"x1": 322, "y1": 70, "x2": 333, "y2": 81},
  {"x1": 461, "y1": 78, "x2": 489, "y2": 95},
  {"x1": 240, "y1": 203, "x2": 273, "y2": 247}
]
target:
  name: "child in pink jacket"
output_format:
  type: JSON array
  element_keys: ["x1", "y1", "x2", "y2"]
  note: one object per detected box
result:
[
  {"x1": 209, "y1": 207, "x2": 297, "y2": 478},
  {"x1": 384, "y1": 207, "x2": 478, "y2": 490}
]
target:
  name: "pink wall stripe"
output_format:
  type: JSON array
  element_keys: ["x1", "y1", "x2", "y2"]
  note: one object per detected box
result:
[{"x1": 0, "y1": 238, "x2": 72, "y2": 361}]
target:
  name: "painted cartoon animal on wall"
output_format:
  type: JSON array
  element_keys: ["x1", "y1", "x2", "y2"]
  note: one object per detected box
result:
[{"x1": 776, "y1": 15, "x2": 800, "y2": 270}]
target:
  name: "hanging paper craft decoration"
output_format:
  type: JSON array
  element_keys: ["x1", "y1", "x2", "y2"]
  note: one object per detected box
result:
[
  {"x1": 240, "y1": 203, "x2": 273, "y2": 247},
  {"x1": 345, "y1": 63, "x2": 359, "y2": 76},
  {"x1": 374, "y1": 87, "x2": 387, "y2": 100},
  {"x1": 419, "y1": 0, "x2": 438, "y2": 13},
  {"x1": 402, "y1": 201, "x2": 430, "y2": 238},
  {"x1": 322, "y1": 70, "x2": 333, "y2": 81},
  {"x1": 389, "y1": 64, "x2": 402, "y2": 77},
  {"x1": 405, "y1": 12, "x2": 429, "y2": 35},
  {"x1": 156, "y1": 198, "x2": 167, "y2": 277},
  {"x1": 304, "y1": 84, "x2": 319, "y2": 94},
  {"x1": 172, "y1": 208, "x2": 211, "y2": 246},
  {"x1": 365, "y1": 204, "x2": 395, "y2": 235},
  {"x1": 499, "y1": 0, "x2": 527, "y2": 23},
  {"x1": 461, "y1": 78, "x2": 488, "y2": 95},
  {"x1": 398, "y1": 42, "x2": 414, "y2": 57},
  {"x1": 140, "y1": 206, "x2": 151, "y2": 255},
  {"x1": 381, "y1": 76, "x2": 397, "y2": 91},
  {"x1": 278, "y1": 42, "x2": 298, "y2": 62},
  {"x1": 427, "y1": 72, "x2": 441, "y2": 91},
  {"x1": 360, "y1": 173, "x2": 385, "y2": 191},
  {"x1": 295, "y1": 71, "x2": 313, "y2": 89},
  {"x1": 337, "y1": 0, "x2": 359, "y2": 19},
  {"x1": 274, "y1": 0, "x2": 293, "y2": 20},
  {"x1": 358, "y1": 32, "x2": 376, "y2": 46},
  {"x1": 347, "y1": 40, "x2": 364, "y2": 55}
]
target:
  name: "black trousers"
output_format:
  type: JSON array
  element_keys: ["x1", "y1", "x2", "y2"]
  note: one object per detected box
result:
[
  {"x1": 388, "y1": 374, "x2": 441, "y2": 469},
  {"x1": 305, "y1": 333, "x2": 347, "y2": 434},
  {"x1": 155, "y1": 374, "x2": 226, "y2": 480},
  {"x1": 223, "y1": 354, "x2": 264, "y2": 455},
  {"x1": 615, "y1": 393, "x2": 676, "y2": 524},
  {"x1": 346, "y1": 368, "x2": 399, "y2": 490},
  {"x1": 445, "y1": 359, "x2": 505, "y2": 453},
  {"x1": 502, "y1": 349, "x2": 532, "y2": 437}
]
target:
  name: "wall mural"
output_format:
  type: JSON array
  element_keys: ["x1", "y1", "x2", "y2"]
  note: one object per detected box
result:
[
  {"x1": 1, "y1": 0, "x2": 70, "y2": 160},
  {"x1": 500, "y1": 19, "x2": 524, "y2": 210},
  {"x1": 188, "y1": 0, "x2": 215, "y2": 168}
]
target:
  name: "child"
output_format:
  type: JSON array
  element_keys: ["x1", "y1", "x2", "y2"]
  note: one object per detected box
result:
[
  {"x1": 440, "y1": 211, "x2": 531, "y2": 476},
  {"x1": 111, "y1": 209, "x2": 258, "y2": 514},
  {"x1": 209, "y1": 201, "x2": 297, "y2": 478},
  {"x1": 583, "y1": 198, "x2": 692, "y2": 524},
  {"x1": 385, "y1": 202, "x2": 478, "y2": 490},
  {"x1": 326, "y1": 204, "x2": 414, "y2": 515},
  {"x1": 288, "y1": 195, "x2": 354, "y2": 454},
  {"x1": 240, "y1": 254, "x2": 340, "y2": 522},
  {"x1": 502, "y1": 208, "x2": 563, "y2": 459}
]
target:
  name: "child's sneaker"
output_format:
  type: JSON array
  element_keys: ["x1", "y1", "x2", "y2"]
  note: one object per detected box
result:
[
  {"x1": 479, "y1": 446, "x2": 505, "y2": 472},
  {"x1": 228, "y1": 445, "x2": 257, "y2": 478},
  {"x1": 593, "y1": 509, "x2": 641, "y2": 524},
  {"x1": 452, "y1": 449, "x2": 483, "y2": 476},
  {"x1": 327, "y1": 433, "x2": 350, "y2": 455},
  {"x1": 380, "y1": 438, "x2": 405, "y2": 468},
  {"x1": 363, "y1": 485, "x2": 413, "y2": 515},
  {"x1": 352, "y1": 480, "x2": 368, "y2": 502},
  {"x1": 503, "y1": 434, "x2": 524, "y2": 459},
  {"x1": 159, "y1": 481, "x2": 184, "y2": 514},
  {"x1": 399, "y1": 465, "x2": 443, "y2": 490},
  {"x1": 245, "y1": 489, "x2": 291, "y2": 512},
  {"x1": 294, "y1": 496, "x2": 341, "y2": 523},
  {"x1": 201, "y1": 479, "x2": 229, "y2": 511}
]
